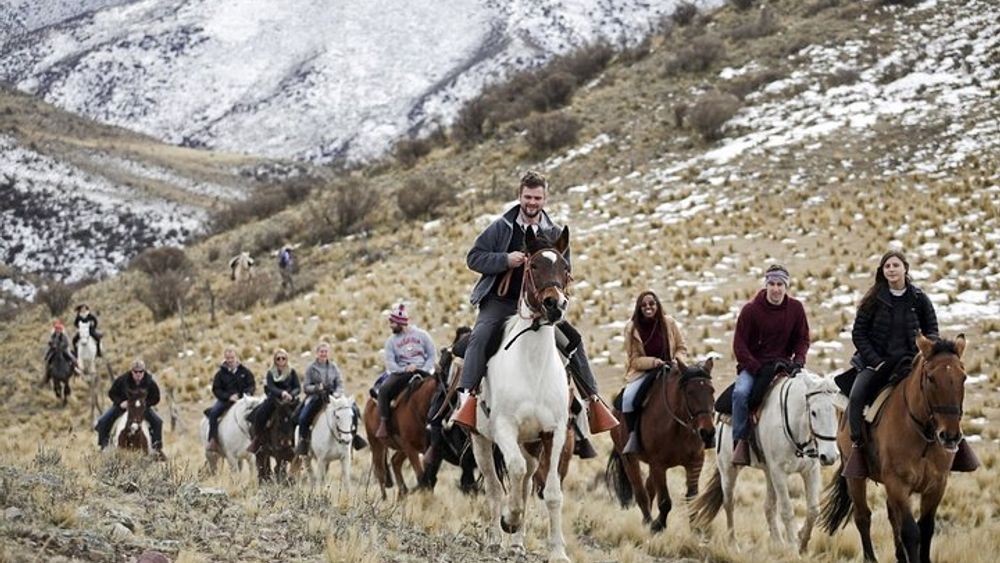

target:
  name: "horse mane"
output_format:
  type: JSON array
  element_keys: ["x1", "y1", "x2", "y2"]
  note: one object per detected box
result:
[
  {"x1": 928, "y1": 338, "x2": 958, "y2": 358},
  {"x1": 524, "y1": 231, "x2": 557, "y2": 254}
]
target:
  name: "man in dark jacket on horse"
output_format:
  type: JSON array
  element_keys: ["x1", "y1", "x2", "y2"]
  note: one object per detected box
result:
[
  {"x1": 94, "y1": 359, "x2": 163, "y2": 453},
  {"x1": 731, "y1": 264, "x2": 811, "y2": 466},
  {"x1": 451, "y1": 170, "x2": 617, "y2": 456},
  {"x1": 205, "y1": 348, "x2": 255, "y2": 453}
]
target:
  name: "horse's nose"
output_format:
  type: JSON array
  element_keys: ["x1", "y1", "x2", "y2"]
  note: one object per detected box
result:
[
  {"x1": 938, "y1": 430, "x2": 961, "y2": 450},
  {"x1": 701, "y1": 428, "x2": 715, "y2": 449},
  {"x1": 543, "y1": 296, "x2": 557, "y2": 309},
  {"x1": 819, "y1": 453, "x2": 835, "y2": 466}
]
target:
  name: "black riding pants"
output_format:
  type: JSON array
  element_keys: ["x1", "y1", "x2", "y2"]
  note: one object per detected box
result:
[
  {"x1": 848, "y1": 368, "x2": 880, "y2": 442},
  {"x1": 377, "y1": 371, "x2": 421, "y2": 419}
]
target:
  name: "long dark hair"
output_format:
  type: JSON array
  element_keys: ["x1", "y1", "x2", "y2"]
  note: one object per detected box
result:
[
  {"x1": 858, "y1": 250, "x2": 911, "y2": 312},
  {"x1": 631, "y1": 291, "x2": 670, "y2": 349}
]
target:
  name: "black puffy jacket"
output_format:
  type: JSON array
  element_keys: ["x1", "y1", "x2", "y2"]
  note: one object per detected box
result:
[
  {"x1": 851, "y1": 284, "x2": 938, "y2": 370},
  {"x1": 212, "y1": 364, "x2": 256, "y2": 401}
]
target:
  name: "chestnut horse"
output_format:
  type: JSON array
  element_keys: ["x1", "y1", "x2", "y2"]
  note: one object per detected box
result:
[
  {"x1": 606, "y1": 359, "x2": 716, "y2": 533},
  {"x1": 363, "y1": 375, "x2": 438, "y2": 499},
  {"x1": 114, "y1": 388, "x2": 150, "y2": 452},
  {"x1": 821, "y1": 334, "x2": 969, "y2": 563}
]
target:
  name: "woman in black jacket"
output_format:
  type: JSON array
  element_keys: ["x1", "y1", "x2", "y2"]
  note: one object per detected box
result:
[
  {"x1": 247, "y1": 348, "x2": 301, "y2": 453},
  {"x1": 844, "y1": 249, "x2": 975, "y2": 476}
]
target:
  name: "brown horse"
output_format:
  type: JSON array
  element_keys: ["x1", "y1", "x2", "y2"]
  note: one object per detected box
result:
[
  {"x1": 116, "y1": 388, "x2": 149, "y2": 452},
  {"x1": 606, "y1": 359, "x2": 716, "y2": 532},
  {"x1": 363, "y1": 375, "x2": 438, "y2": 499},
  {"x1": 254, "y1": 398, "x2": 298, "y2": 483},
  {"x1": 820, "y1": 334, "x2": 969, "y2": 563}
]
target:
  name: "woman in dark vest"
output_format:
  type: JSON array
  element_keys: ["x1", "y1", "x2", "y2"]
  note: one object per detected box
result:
[
  {"x1": 844, "y1": 249, "x2": 976, "y2": 477},
  {"x1": 247, "y1": 348, "x2": 301, "y2": 454}
]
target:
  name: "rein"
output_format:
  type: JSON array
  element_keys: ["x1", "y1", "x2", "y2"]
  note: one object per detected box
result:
[
  {"x1": 663, "y1": 369, "x2": 712, "y2": 435},
  {"x1": 502, "y1": 248, "x2": 571, "y2": 350},
  {"x1": 903, "y1": 353, "x2": 963, "y2": 455},
  {"x1": 325, "y1": 404, "x2": 354, "y2": 445},
  {"x1": 779, "y1": 377, "x2": 836, "y2": 459}
]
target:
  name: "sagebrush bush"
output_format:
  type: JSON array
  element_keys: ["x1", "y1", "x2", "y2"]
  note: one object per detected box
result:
[
  {"x1": 394, "y1": 137, "x2": 433, "y2": 168},
  {"x1": 220, "y1": 274, "x2": 274, "y2": 313},
  {"x1": 687, "y1": 91, "x2": 741, "y2": 141},
  {"x1": 672, "y1": 2, "x2": 699, "y2": 26},
  {"x1": 824, "y1": 68, "x2": 861, "y2": 88},
  {"x1": 35, "y1": 281, "x2": 74, "y2": 317},
  {"x1": 530, "y1": 71, "x2": 578, "y2": 112},
  {"x1": 523, "y1": 113, "x2": 582, "y2": 156},
  {"x1": 396, "y1": 175, "x2": 457, "y2": 220},
  {"x1": 134, "y1": 269, "x2": 194, "y2": 322},
  {"x1": 728, "y1": 7, "x2": 780, "y2": 41},
  {"x1": 665, "y1": 35, "x2": 725, "y2": 75},
  {"x1": 305, "y1": 181, "x2": 378, "y2": 244},
  {"x1": 451, "y1": 98, "x2": 489, "y2": 146},
  {"x1": 722, "y1": 68, "x2": 786, "y2": 99},
  {"x1": 212, "y1": 177, "x2": 315, "y2": 233},
  {"x1": 130, "y1": 246, "x2": 192, "y2": 277}
]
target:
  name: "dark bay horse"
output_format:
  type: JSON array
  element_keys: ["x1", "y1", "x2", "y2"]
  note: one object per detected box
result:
[
  {"x1": 253, "y1": 398, "x2": 298, "y2": 483},
  {"x1": 116, "y1": 388, "x2": 149, "y2": 452},
  {"x1": 46, "y1": 342, "x2": 74, "y2": 406},
  {"x1": 821, "y1": 334, "x2": 969, "y2": 563},
  {"x1": 606, "y1": 359, "x2": 716, "y2": 532},
  {"x1": 363, "y1": 375, "x2": 438, "y2": 498}
]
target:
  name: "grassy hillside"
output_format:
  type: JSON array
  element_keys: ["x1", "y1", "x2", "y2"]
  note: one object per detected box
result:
[{"x1": 2, "y1": 0, "x2": 999, "y2": 561}]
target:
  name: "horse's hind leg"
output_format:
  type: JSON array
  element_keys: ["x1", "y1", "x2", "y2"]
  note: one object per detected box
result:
[
  {"x1": 848, "y1": 478, "x2": 877, "y2": 562},
  {"x1": 917, "y1": 484, "x2": 945, "y2": 563},
  {"x1": 622, "y1": 455, "x2": 652, "y2": 523},
  {"x1": 391, "y1": 451, "x2": 408, "y2": 497},
  {"x1": 471, "y1": 435, "x2": 503, "y2": 546},
  {"x1": 541, "y1": 429, "x2": 569, "y2": 562}
]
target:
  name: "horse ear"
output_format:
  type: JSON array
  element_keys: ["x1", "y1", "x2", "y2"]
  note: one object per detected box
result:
[
  {"x1": 916, "y1": 333, "x2": 934, "y2": 357},
  {"x1": 955, "y1": 333, "x2": 966, "y2": 357},
  {"x1": 702, "y1": 357, "x2": 714, "y2": 374},
  {"x1": 556, "y1": 226, "x2": 569, "y2": 255}
]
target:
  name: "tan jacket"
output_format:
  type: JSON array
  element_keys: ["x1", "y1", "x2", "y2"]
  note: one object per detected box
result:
[{"x1": 624, "y1": 317, "x2": 688, "y2": 382}]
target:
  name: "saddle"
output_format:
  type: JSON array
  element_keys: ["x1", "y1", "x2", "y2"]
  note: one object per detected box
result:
[
  {"x1": 833, "y1": 355, "x2": 913, "y2": 407},
  {"x1": 714, "y1": 362, "x2": 785, "y2": 416}
]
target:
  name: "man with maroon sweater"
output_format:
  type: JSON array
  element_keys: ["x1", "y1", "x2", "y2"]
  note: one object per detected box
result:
[{"x1": 731, "y1": 264, "x2": 811, "y2": 466}]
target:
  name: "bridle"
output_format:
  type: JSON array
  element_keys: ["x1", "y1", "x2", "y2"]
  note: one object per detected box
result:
[
  {"x1": 904, "y1": 352, "x2": 964, "y2": 450},
  {"x1": 326, "y1": 403, "x2": 355, "y2": 446},
  {"x1": 664, "y1": 368, "x2": 714, "y2": 435},
  {"x1": 779, "y1": 377, "x2": 837, "y2": 459},
  {"x1": 502, "y1": 248, "x2": 572, "y2": 350}
]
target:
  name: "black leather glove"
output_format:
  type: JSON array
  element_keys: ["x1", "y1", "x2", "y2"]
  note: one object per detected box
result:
[{"x1": 788, "y1": 361, "x2": 804, "y2": 377}]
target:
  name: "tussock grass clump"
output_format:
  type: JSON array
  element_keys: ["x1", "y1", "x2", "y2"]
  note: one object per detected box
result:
[
  {"x1": 688, "y1": 91, "x2": 742, "y2": 141},
  {"x1": 305, "y1": 180, "x2": 379, "y2": 244},
  {"x1": 722, "y1": 68, "x2": 786, "y2": 99},
  {"x1": 665, "y1": 35, "x2": 726, "y2": 75},
  {"x1": 131, "y1": 246, "x2": 195, "y2": 322},
  {"x1": 523, "y1": 113, "x2": 583, "y2": 156},
  {"x1": 396, "y1": 175, "x2": 457, "y2": 220},
  {"x1": 394, "y1": 137, "x2": 434, "y2": 168}
]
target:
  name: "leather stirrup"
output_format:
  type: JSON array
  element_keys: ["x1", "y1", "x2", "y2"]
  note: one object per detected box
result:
[
  {"x1": 588, "y1": 396, "x2": 619, "y2": 434},
  {"x1": 951, "y1": 439, "x2": 979, "y2": 472},
  {"x1": 453, "y1": 395, "x2": 478, "y2": 432}
]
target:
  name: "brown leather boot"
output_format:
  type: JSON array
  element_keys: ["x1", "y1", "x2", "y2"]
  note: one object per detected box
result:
[
  {"x1": 206, "y1": 437, "x2": 221, "y2": 454},
  {"x1": 587, "y1": 395, "x2": 620, "y2": 434},
  {"x1": 452, "y1": 393, "x2": 477, "y2": 431},
  {"x1": 951, "y1": 438, "x2": 979, "y2": 472},
  {"x1": 842, "y1": 443, "x2": 868, "y2": 479},
  {"x1": 732, "y1": 440, "x2": 751, "y2": 466},
  {"x1": 375, "y1": 417, "x2": 390, "y2": 439}
]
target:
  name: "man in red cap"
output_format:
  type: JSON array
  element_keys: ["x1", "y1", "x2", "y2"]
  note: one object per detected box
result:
[{"x1": 374, "y1": 304, "x2": 436, "y2": 439}]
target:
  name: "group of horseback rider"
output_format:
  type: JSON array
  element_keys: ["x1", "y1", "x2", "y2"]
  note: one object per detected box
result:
[{"x1": 64, "y1": 169, "x2": 976, "y2": 476}]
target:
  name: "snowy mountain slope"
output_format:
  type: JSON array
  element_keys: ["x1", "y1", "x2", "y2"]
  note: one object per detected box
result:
[{"x1": 0, "y1": 0, "x2": 720, "y2": 161}]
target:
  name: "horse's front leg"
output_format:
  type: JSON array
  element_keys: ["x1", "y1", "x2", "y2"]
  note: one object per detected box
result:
[
  {"x1": 542, "y1": 428, "x2": 569, "y2": 563},
  {"x1": 340, "y1": 451, "x2": 352, "y2": 496},
  {"x1": 917, "y1": 484, "x2": 945, "y2": 563},
  {"x1": 683, "y1": 459, "x2": 703, "y2": 529},
  {"x1": 767, "y1": 463, "x2": 797, "y2": 546},
  {"x1": 798, "y1": 464, "x2": 821, "y2": 554},
  {"x1": 390, "y1": 451, "x2": 408, "y2": 497},
  {"x1": 492, "y1": 425, "x2": 527, "y2": 536},
  {"x1": 649, "y1": 464, "x2": 672, "y2": 533},
  {"x1": 885, "y1": 481, "x2": 920, "y2": 563},
  {"x1": 471, "y1": 434, "x2": 503, "y2": 546},
  {"x1": 762, "y1": 468, "x2": 782, "y2": 545}
]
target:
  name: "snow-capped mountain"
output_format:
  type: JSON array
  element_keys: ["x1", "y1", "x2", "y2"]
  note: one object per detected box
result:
[{"x1": 0, "y1": 0, "x2": 719, "y2": 162}]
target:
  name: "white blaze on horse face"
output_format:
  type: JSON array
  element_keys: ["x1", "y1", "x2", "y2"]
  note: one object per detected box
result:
[{"x1": 540, "y1": 250, "x2": 558, "y2": 264}]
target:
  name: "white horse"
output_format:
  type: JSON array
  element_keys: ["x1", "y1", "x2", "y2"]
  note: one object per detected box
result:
[
  {"x1": 201, "y1": 396, "x2": 262, "y2": 474},
  {"x1": 300, "y1": 394, "x2": 355, "y2": 492},
  {"x1": 76, "y1": 320, "x2": 100, "y2": 422},
  {"x1": 229, "y1": 252, "x2": 255, "y2": 283},
  {"x1": 692, "y1": 370, "x2": 841, "y2": 554},
  {"x1": 470, "y1": 227, "x2": 571, "y2": 562}
]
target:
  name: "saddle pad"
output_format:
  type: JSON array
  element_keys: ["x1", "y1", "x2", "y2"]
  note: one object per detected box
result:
[{"x1": 864, "y1": 385, "x2": 895, "y2": 423}]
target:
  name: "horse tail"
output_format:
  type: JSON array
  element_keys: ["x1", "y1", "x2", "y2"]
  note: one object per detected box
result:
[
  {"x1": 604, "y1": 449, "x2": 633, "y2": 508},
  {"x1": 689, "y1": 465, "x2": 723, "y2": 529},
  {"x1": 492, "y1": 444, "x2": 508, "y2": 493},
  {"x1": 819, "y1": 467, "x2": 854, "y2": 534}
]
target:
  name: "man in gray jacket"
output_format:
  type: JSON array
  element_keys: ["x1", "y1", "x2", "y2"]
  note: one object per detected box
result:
[
  {"x1": 296, "y1": 341, "x2": 366, "y2": 455},
  {"x1": 452, "y1": 170, "x2": 616, "y2": 457}
]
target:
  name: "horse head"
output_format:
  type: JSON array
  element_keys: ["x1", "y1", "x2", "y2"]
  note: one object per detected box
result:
[
  {"x1": 676, "y1": 357, "x2": 716, "y2": 448},
  {"x1": 329, "y1": 394, "x2": 356, "y2": 445},
  {"x1": 523, "y1": 226, "x2": 571, "y2": 323},
  {"x1": 272, "y1": 398, "x2": 300, "y2": 452},
  {"x1": 913, "y1": 333, "x2": 967, "y2": 451},
  {"x1": 798, "y1": 370, "x2": 840, "y2": 466}
]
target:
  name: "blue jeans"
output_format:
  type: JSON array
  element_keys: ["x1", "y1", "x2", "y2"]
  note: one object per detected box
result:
[
  {"x1": 732, "y1": 370, "x2": 754, "y2": 442},
  {"x1": 298, "y1": 396, "x2": 324, "y2": 435},
  {"x1": 206, "y1": 400, "x2": 230, "y2": 440},
  {"x1": 96, "y1": 405, "x2": 163, "y2": 448},
  {"x1": 622, "y1": 371, "x2": 655, "y2": 413}
]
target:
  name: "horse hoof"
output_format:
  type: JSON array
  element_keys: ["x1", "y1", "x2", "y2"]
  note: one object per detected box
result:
[
  {"x1": 650, "y1": 520, "x2": 666, "y2": 533},
  {"x1": 500, "y1": 516, "x2": 519, "y2": 534}
]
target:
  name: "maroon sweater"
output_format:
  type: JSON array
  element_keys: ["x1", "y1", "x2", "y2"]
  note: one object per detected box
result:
[{"x1": 733, "y1": 289, "x2": 810, "y2": 375}]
